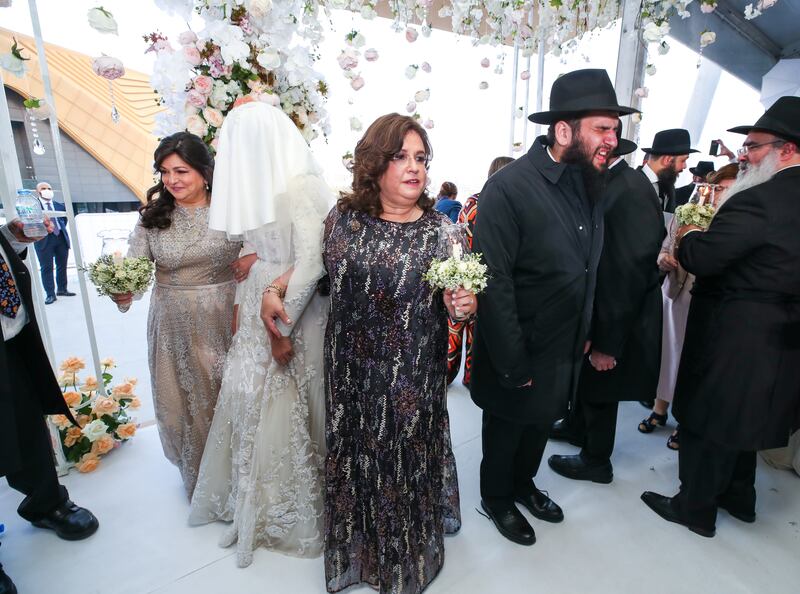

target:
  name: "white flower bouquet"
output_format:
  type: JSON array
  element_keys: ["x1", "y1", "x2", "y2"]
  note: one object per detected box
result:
[
  {"x1": 84, "y1": 254, "x2": 155, "y2": 311},
  {"x1": 423, "y1": 253, "x2": 489, "y2": 293},
  {"x1": 675, "y1": 203, "x2": 715, "y2": 229}
]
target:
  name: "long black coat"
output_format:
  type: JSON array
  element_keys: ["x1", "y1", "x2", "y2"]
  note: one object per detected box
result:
[
  {"x1": 674, "y1": 166, "x2": 800, "y2": 451},
  {"x1": 578, "y1": 160, "x2": 666, "y2": 403},
  {"x1": 0, "y1": 230, "x2": 71, "y2": 477},
  {"x1": 470, "y1": 138, "x2": 603, "y2": 424}
]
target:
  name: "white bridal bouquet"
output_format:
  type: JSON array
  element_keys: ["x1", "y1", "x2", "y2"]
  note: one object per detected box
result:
[
  {"x1": 423, "y1": 223, "x2": 489, "y2": 293},
  {"x1": 674, "y1": 203, "x2": 715, "y2": 229},
  {"x1": 85, "y1": 254, "x2": 155, "y2": 311}
]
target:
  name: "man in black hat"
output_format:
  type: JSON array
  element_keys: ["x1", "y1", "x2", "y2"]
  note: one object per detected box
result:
[
  {"x1": 470, "y1": 68, "x2": 636, "y2": 545},
  {"x1": 675, "y1": 161, "x2": 715, "y2": 207},
  {"x1": 548, "y1": 123, "x2": 665, "y2": 484},
  {"x1": 642, "y1": 96, "x2": 800, "y2": 537},
  {"x1": 640, "y1": 129, "x2": 698, "y2": 213}
]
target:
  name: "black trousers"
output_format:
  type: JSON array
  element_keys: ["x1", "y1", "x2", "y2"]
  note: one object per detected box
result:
[
  {"x1": 480, "y1": 411, "x2": 550, "y2": 501},
  {"x1": 3, "y1": 336, "x2": 68, "y2": 521},
  {"x1": 675, "y1": 427, "x2": 757, "y2": 529},
  {"x1": 34, "y1": 236, "x2": 69, "y2": 297},
  {"x1": 578, "y1": 400, "x2": 619, "y2": 461}
]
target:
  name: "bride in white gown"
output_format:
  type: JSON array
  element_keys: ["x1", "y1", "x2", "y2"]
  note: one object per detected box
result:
[{"x1": 188, "y1": 102, "x2": 332, "y2": 567}]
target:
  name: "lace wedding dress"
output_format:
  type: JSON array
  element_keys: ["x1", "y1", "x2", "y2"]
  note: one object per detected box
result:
[{"x1": 188, "y1": 181, "x2": 328, "y2": 567}]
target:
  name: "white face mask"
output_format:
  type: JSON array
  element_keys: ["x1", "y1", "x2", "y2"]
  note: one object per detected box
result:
[{"x1": 40, "y1": 189, "x2": 54, "y2": 200}]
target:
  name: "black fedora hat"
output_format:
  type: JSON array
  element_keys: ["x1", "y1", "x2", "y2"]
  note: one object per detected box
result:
[
  {"x1": 642, "y1": 128, "x2": 698, "y2": 155},
  {"x1": 529, "y1": 69, "x2": 638, "y2": 125},
  {"x1": 728, "y1": 96, "x2": 800, "y2": 145},
  {"x1": 614, "y1": 138, "x2": 638, "y2": 156},
  {"x1": 689, "y1": 161, "x2": 715, "y2": 177}
]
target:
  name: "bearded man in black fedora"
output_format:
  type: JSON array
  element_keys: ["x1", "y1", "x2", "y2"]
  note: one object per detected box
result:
[
  {"x1": 642, "y1": 96, "x2": 800, "y2": 537},
  {"x1": 675, "y1": 160, "x2": 715, "y2": 207},
  {"x1": 470, "y1": 68, "x2": 636, "y2": 546},
  {"x1": 639, "y1": 129, "x2": 698, "y2": 213},
  {"x1": 548, "y1": 122, "x2": 665, "y2": 484}
]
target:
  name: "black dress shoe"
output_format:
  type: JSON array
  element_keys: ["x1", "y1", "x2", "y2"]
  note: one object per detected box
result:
[
  {"x1": 480, "y1": 499, "x2": 536, "y2": 546},
  {"x1": 56, "y1": 290, "x2": 76, "y2": 296},
  {"x1": 640, "y1": 491, "x2": 715, "y2": 537},
  {"x1": 550, "y1": 418, "x2": 585, "y2": 447},
  {"x1": 31, "y1": 500, "x2": 99, "y2": 540},
  {"x1": 44, "y1": 295, "x2": 57, "y2": 304},
  {"x1": 515, "y1": 489, "x2": 564, "y2": 523},
  {"x1": 0, "y1": 566, "x2": 17, "y2": 594},
  {"x1": 548, "y1": 454, "x2": 613, "y2": 484}
]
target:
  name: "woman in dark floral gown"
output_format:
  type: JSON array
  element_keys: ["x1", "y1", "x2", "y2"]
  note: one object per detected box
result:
[{"x1": 323, "y1": 114, "x2": 476, "y2": 594}]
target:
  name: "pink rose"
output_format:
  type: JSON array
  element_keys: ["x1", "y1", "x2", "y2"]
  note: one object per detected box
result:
[
  {"x1": 364, "y1": 48, "x2": 379, "y2": 62},
  {"x1": 202, "y1": 106, "x2": 225, "y2": 128},
  {"x1": 350, "y1": 76, "x2": 365, "y2": 91},
  {"x1": 193, "y1": 75, "x2": 213, "y2": 96},
  {"x1": 405, "y1": 27, "x2": 418, "y2": 43},
  {"x1": 337, "y1": 49, "x2": 358, "y2": 71},
  {"x1": 183, "y1": 46, "x2": 202, "y2": 66},
  {"x1": 178, "y1": 31, "x2": 198, "y2": 46},
  {"x1": 421, "y1": 62, "x2": 431, "y2": 73},
  {"x1": 92, "y1": 56, "x2": 125, "y2": 80},
  {"x1": 187, "y1": 89, "x2": 207, "y2": 109},
  {"x1": 481, "y1": 58, "x2": 490, "y2": 68},
  {"x1": 520, "y1": 70, "x2": 531, "y2": 80}
]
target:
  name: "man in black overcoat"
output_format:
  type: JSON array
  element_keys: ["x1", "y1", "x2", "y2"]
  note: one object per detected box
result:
[
  {"x1": 470, "y1": 69, "x2": 637, "y2": 545},
  {"x1": 638, "y1": 129, "x2": 697, "y2": 213},
  {"x1": 642, "y1": 96, "x2": 800, "y2": 537},
  {"x1": 548, "y1": 131, "x2": 666, "y2": 483},
  {"x1": 1, "y1": 219, "x2": 98, "y2": 594}
]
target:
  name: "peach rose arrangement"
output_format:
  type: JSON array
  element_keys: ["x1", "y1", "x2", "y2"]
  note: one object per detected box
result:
[{"x1": 50, "y1": 356, "x2": 139, "y2": 473}]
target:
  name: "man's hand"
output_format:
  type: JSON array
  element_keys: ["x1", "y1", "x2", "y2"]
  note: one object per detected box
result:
[
  {"x1": 7, "y1": 218, "x2": 52, "y2": 243},
  {"x1": 715, "y1": 139, "x2": 735, "y2": 160},
  {"x1": 589, "y1": 350, "x2": 616, "y2": 372}
]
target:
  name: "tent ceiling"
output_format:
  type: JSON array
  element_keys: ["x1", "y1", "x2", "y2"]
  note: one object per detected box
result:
[{"x1": 667, "y1": 0, "x2": 800, "y2": 90}]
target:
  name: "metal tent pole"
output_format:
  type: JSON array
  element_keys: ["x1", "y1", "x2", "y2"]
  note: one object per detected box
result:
[
  {"x1": 27, "y1": 0, "x2": 105, "y2": 386},
  {"x1": 534, "y1": 39, "x2": 545, "y2": 138},
  {"x1": 508, "y1": 40, "x2": 520, "y2": 155},
  {"x1": 614, "y1": 0, "x2": 648, "y2": 160}
]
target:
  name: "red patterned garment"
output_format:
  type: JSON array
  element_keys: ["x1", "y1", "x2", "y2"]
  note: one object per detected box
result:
[{"x1": 446, "y1": 193, "x2": 478, "y2": 386}]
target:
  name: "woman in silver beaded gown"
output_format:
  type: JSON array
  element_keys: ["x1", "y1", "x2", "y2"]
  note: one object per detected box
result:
[{"x1": 115, "y1": 132, "x2": 245, "y2": 497}]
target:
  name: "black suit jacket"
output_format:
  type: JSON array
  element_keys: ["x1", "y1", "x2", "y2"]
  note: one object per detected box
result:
[
  {"x1": 675, "y1": 183, "x2": 694, "y2": 208},
  {"x1": 0, "y1": 230, "x2": 71, "y2": 477},
  {"x1": 577, "y1": 160, "x2": 666, "y2": 403},
  {"x1": 674, "y1": 166, "x2": 800, "y2": 450},
  {"x1": 470, "y1": 138, "x2": 603, "y2": 423}
]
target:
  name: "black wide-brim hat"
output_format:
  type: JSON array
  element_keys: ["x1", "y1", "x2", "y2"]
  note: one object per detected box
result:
[
  {"x1": 689, "y1": 161, "x2": 715, "y2": 177},
  {"x1": 728, "y1": 96, "x2": 800, "y2": 145},
  {"x1": 613, "y1": 138, "x2": 638, "y2": 156},
  {"x1": 642, "y1": 128, "x2": 699, "y2": 155},
  {"x1": 529, "y1": 69, "x2": 638, "y2": 125}
]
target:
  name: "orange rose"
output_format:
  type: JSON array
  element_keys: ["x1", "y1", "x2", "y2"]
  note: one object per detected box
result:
[
  {"x1": 51, "y1": 414, "x2": 72, "y2": 429},
  {"x1": 124, "y1": 377, "x2": 138, "y2": 387},
  {"x1": 101, "y1": 357, "x2": 115, "y2": 368},
  {"x1": 116, "y1": 423, "x2": 137, "y2": 440},
  {"x1": 64, "y1": 426, "x2": 84, "y2": 447},
  {"x1": 60, "y1": 357, "x2": 86, "y2": 374},
  {"x1": 91, "y1": 434, "x2": 115, "y2": 455},
  {"x1": 58, "y1": 373, "x2": 77, "y2": 388},
  {"x1": 80, "y1": 376, "x2": 99, "y2": 392},
  {"x1": 76, "y1": 454, "x2": 100, "y2": 473},
  {"x1": 77, "y1": 414, "x2": 91, "y2": 428},
  {"x1": 63, "y1": 391, "x2": 82, "y2": 408},
  {"x1": 127, "y1": 397, "x2": 142, "y2": 409},
  {"x1": 111, "y1": 382, "x2": 134, "y2": 398},
  {"x1": 92, "y1": 396, "x2": 120, "y2": 416}
]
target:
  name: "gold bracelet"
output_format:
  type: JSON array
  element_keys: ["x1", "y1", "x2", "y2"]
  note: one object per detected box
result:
[{"x1": 265, "y1": 284, "x2": 286, "y2": 299}]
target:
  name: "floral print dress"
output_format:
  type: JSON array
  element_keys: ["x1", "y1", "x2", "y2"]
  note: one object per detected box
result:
[{"x1": 322, "y1": 207, "x2": 461, "y2": 594}]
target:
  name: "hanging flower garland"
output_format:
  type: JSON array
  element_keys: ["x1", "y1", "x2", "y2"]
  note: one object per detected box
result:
[{"x1": 150, "y1": 0, "x2": 330, "y2": 148}]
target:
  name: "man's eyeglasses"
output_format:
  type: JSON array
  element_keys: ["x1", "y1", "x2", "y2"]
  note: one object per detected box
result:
[{"x1": 736, "y1": 140, "x2": 785, "y2": 157}]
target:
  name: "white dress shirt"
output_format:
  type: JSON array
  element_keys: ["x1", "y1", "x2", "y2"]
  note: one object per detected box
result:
[{"x1": 0, "y1": 225, "x2": 29, "y2": 341}]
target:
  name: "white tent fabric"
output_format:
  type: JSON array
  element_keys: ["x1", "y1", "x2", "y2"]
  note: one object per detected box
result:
[{"x1": 760, "y1": 58, "x2": 800, "y2": 109}]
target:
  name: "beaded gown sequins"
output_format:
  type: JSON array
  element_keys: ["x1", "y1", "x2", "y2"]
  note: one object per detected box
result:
[
  {"x1": 322, "y1": 208, "x2": 461, "y2": 594},
  {"x1": 127, "y1": 205, "x2": 241, "y2": 497}
]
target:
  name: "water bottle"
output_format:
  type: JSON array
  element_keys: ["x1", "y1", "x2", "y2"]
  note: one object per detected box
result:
[{"x1": 15, "y1": 189, "x2": 47, "y2": 239}]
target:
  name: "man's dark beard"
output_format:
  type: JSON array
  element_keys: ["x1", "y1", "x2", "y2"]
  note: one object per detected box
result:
[
  {"x1": 562, "y1": 138, "x2": 609, "y2": 201},
  {"x1": 656, "y1": 164, "x2": 678, "y2": 190}
]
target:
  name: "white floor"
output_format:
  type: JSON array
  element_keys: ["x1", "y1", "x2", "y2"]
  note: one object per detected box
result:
[{"x1": 2, "y1": 268, "x2": 799, "y2": 594}]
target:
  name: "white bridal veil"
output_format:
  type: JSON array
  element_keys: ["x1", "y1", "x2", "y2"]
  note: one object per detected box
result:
[{"x1": 209, "y1": 101, "x2": 332, "y2": 336}]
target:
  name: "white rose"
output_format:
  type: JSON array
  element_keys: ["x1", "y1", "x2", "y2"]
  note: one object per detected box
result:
[
  {"x1": 645, "y1": 64, "x2": 657, "y2": 76},
  {"x1": 479, "y1": 81, "x2": 489, "y2": 90},
  {"x1": 186, "y1": 114, "x2": 209, "y2": 137},
  {"x1": 405, "y1": 65, "x2": 418, "y2": 79},
  {"x1": 82, "y1": 419, "x2": 109, "y2": 442},
  {"x1": 0, "y1": 52, "x2": 27, "y2": 78},
  {"x1": 246, "y1": 0, "x2": 273, "y2": 19},
  {"x1": 350, "y1": 117, "x2": 362, "y2": 131},
  {"x1": 423, "y1": 119, "x2": 434, "y2": 130},
  {"x1": 257, "y1": 48, "x2": 281, "y2": 70},
  {"x1": 202, "y1": 107, "x2": 225, "y2": 128},
  {"x1": 360, "y1": 6, "x2": 376, "y2": 19},
  {"x1": 700, "y1": 31, "x2": 717, "y2": 48},
  {"x1": 87, "y1": 7, "x2": 118, "y2": 35},
  {"x1": 406, "y1": 101, "x2": 417, "y2": 113},
  {"x1": 414, "y1": 89, "x2": 430, "y2": 102},
  {"x1": 209, "y1": 86, "x2": 230, "y2": 109}
]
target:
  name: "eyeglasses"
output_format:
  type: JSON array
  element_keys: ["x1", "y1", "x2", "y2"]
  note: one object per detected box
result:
[
  {"x1": 390, "y1": 152, "x2": 429, "y2": 168},
  {"x1": 736, "y1": 140, "x2": 785, "y2": 157}
]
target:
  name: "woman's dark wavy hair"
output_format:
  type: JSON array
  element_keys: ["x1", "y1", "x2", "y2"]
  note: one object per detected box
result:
[
  {"x1": 337, "y1": 113, "x2": 434, "y2": 217},
  {"x1": 438, "y1": 181, "x2": 457, "y2": 199},
  {"x1": 139, "y1": 132, "x2": 214, "y2": 229}
]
